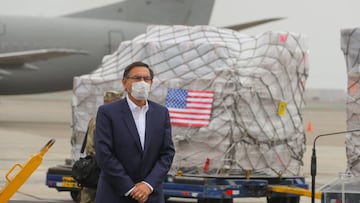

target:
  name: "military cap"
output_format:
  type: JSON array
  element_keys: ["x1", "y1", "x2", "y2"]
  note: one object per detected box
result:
[{"x1": 104, "y1": 90, "x2": 123, "y2": 102}]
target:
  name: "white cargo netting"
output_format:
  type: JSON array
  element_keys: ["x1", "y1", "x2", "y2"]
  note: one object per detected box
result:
[
  {"x1": 341, "y1": 28, "x2": 360, "y2": 176},
  {"x1": 72, "y1": 25, "x2": 309, "y2": 177}
]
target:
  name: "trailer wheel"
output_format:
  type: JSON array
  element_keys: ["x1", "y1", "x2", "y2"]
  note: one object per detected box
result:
[
  {"x1": 70, "y1": 190, "x2": 80, "y2": 203},
  {"x1": 197, "y1": 198, "x2": 233, "y2": 203},
  {"x1": 267, "y1": 196, "x2": 300, "y2": 203}
]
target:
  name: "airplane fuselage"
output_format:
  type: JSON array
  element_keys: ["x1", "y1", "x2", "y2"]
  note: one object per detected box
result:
[{"x1": 0, "y1": 15, "x2": 148, "y2": 95}]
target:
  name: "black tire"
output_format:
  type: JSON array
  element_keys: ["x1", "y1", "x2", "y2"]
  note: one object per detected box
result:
[
  {"x1": 197, "y1": 198, "x2": 233, "y2": 203},
  {"x1": 70, "y1": 190, "x2": 80, "y2": 203},
  {"x1": 267, "y1": 196, "x2": 300, "y2": 203}
]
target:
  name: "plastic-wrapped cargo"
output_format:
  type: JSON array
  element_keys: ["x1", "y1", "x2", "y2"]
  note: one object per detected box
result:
[
  {"x1": 341, "y1": 28, "x2": 360, "y2": 176},
  {"x1": 319, "y1": 173, "x2": 360, "y2": 203},
  {"x1": 71, "y1": 25, "x2": 309, "y2": 177}
]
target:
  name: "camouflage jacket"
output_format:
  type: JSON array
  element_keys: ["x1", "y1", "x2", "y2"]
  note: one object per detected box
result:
[{"x1": 85, "y1": 117, "x2": 96, "y2": 156}]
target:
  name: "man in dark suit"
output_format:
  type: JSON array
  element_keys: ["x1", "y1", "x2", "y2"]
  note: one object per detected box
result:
[{"x1": 95, "y1": 61, "x2": 175, "y2": 203}]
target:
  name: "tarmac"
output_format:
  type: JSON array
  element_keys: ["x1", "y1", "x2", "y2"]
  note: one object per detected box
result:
[{"x1": 0, "y1": 91, "x2": 349, "y2": 203}]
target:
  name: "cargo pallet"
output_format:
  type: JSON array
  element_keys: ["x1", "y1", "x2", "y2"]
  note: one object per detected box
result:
[{"x1": 46, "y1": 166, "x2": 321, "y2": 203}]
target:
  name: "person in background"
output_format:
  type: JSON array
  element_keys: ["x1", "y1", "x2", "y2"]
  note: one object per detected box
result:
[
  {"x1": 95, "y1": 61, "x2": 175, "y2": 203},
  {"x1": 80, "y1": 90, "x2": 124, "y2": 203}
]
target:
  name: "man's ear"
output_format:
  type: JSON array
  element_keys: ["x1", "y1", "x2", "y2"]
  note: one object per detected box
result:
[{"x1": 121, "y1": 78, "x2": 127, "y2": 90}]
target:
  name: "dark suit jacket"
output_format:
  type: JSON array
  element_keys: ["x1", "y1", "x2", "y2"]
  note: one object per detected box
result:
[{"x1": 94, "y1": 98, "x2": 175, "y2": 203}]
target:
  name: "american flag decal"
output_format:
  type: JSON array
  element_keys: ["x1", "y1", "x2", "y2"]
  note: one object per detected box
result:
[{"x1": 165, "y1": 88, "x2": 214, "y2": 127}]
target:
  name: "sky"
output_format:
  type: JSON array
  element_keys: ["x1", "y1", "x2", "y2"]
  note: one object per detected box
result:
[{"x1": 0, "y1": 0, "x2": 359, "y2": 91}]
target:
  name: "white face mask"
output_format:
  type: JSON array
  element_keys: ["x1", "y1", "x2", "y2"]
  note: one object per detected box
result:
[{"x1": 131, "y1": 81, "x2": 151, "y2": 100}]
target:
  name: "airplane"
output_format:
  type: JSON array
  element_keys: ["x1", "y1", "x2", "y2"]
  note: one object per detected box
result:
[{"x1": 0, "y1": 0, "x2": 282, "y2": 95}]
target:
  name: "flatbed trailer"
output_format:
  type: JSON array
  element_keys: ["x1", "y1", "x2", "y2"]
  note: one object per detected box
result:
[
  {"x1": 45, "y1": 165, "x2": 80, "y2": 202},
  {"x1": 163, "y1": 174, "x2": 311, "y2": 203},
  {"x1": 46, "y1": 165, "x2": 319, "y2": 203}
]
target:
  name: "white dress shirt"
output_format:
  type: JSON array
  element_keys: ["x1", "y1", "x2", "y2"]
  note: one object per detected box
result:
[{"x1": 126, "y1": 95, "x2": 148, "y2": 150}]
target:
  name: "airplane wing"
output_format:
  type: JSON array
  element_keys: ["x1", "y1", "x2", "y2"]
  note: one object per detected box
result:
[
  {"x1": 0, "y1": 49, "x2": 89, "y2": 65},
  {"x1": 66, "y1": 0, "x2": 215, "y2": 26},
  {"x1": 224, "y1": 17, "x2": 285, "y2": 31}
]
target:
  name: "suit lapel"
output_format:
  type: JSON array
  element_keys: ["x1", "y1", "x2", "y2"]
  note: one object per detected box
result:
[
  {"x1": 121, "y1": 99, "x2": 143, "y2": 152},
  {"x1": 144, "y1": 102, "x2": 154, "y2": 152}
]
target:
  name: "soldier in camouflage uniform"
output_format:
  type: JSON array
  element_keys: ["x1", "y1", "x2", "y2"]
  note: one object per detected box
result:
[{"x1": 80, "y1": 91, "x2": 124, "y2": 203}]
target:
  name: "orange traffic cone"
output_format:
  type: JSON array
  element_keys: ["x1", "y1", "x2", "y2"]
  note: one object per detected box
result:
[{"x1": 306, "y1": 121, "x2": 313, "y2": 132}]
